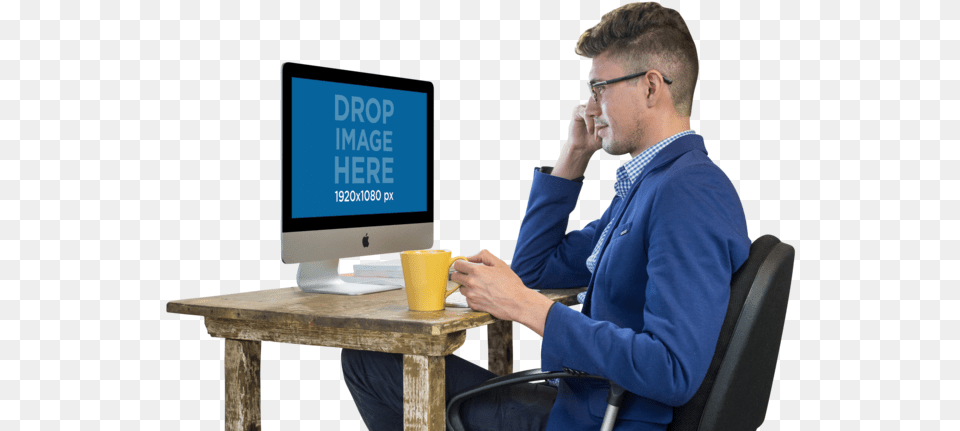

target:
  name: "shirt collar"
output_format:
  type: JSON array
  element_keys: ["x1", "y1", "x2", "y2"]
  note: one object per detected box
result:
[{"x1": 614, "y1": 130, "x2": 695, "y2": 198}]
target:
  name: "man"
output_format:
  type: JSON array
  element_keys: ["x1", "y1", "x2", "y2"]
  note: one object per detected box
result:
[{"x1": 341, "y1": 3, "x2": 750, "y2": 430}]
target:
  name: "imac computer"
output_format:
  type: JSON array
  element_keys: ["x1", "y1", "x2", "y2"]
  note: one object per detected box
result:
[{"x1": 281, "y1": 62, "x2": 434, "y2": 294}]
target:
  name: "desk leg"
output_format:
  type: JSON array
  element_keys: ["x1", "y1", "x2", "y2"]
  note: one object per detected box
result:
[
  {"x1": 225, "y1": 338, "x2": 261, "y2": 431},
  {"x1": 488, "y1": 320, "x2": 513, "y2": 376},
  {"x1": 403, "y1": 354, "x2": 444, "y2": 431}
]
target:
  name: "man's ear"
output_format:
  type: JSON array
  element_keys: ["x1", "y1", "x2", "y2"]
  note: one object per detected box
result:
[
  {"x1": 643, "y1": 69, "x2": 673, "y2": 108},
  {"x1": 645, "y1": 70, "x2": 668, "y2": 109}
]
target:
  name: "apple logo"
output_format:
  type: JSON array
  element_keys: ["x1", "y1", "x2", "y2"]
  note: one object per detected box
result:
[{"x1": 362, "y1": 233, "x2": 369, "y2": 248}]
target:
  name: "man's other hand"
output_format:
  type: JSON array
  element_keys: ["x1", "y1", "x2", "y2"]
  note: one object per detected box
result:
[{"x1": 451, "y1": 250, "x2": 555, "y2": 336}]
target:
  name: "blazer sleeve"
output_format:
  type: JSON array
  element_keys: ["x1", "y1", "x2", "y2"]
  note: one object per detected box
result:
[
  {"x1": 511, "y1": 168, "x2": 609, "y2": 290},
  {"x1": 540, "y1": 165, "x2": 748, "y2": 406}
]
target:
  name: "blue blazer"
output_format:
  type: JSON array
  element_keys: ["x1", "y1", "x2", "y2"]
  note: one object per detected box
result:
[{"x1": 511, "y1": 134, "x2": 750, "y2": 430}]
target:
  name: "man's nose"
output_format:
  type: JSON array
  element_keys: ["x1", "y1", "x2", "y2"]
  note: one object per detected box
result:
[{"x1": 585, "y1": 94, "x2": 601, "y2": 117}]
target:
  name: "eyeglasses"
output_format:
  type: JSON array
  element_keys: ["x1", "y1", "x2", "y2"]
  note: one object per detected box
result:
[{"x1": 590, "y1": 71, "x2": 673, "y2": 103}]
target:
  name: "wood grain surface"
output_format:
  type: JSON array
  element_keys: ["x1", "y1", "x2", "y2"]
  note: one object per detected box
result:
[
  {"x1": 225, "y1": 338, "x2": 260, "y2": 431},
  {"x1": 403, "y1": 354, "x2": 445, "y2": 431},
  {"x1": 168, "y1": 286, "x2": 585, "y2": 336},
  {"x1": 487, "y1": 320, "x2": 513, "y2": 376},
  {"x1": 205, "y1": 317, "x2": 466, "y2": 356}
]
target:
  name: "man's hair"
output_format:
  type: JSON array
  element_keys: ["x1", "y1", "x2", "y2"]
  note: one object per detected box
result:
[{"x1": 575, "y1": 2, "x2": 698, "y2": 116}]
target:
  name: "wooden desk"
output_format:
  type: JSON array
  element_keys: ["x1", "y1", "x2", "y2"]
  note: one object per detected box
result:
[{"x1": 166, "y1": 286, "x2": 585, "y2": 431}]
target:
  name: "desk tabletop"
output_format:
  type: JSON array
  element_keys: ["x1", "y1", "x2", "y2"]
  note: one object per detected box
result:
[{"x1": 167, "y1": 286, "x2": 585, "y2": 336}]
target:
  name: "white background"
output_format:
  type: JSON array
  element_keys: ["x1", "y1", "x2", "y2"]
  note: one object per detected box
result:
[{"x1": 5, "y1": 0, "x2": 957, "y2": 429}]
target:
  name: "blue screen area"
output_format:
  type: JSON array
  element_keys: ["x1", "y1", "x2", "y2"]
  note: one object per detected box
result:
[{"x1": 291, "y1": 77, "x2": 427, "y2": 219}]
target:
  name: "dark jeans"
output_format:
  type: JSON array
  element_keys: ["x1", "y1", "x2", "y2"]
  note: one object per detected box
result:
[{"x1": 341, "y1": 349, "x2": 558, "y2": 431}]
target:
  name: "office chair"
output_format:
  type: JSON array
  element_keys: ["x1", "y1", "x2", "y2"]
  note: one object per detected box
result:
[{"x1": 447, "y1": 234, "x2": 795, "y2": 431}]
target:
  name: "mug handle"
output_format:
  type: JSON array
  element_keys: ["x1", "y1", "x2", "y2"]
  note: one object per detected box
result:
[{"x1": 445, "y1": 256, "x2": 469, "y2": 298}]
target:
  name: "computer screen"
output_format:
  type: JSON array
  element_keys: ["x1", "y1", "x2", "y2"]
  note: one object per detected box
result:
[
  {"x1": 281, "y1": 63, "x2": 434, "y2": 294},
  {"x1": 290, "y1": 77, "x2": 428, "y2": 219}
]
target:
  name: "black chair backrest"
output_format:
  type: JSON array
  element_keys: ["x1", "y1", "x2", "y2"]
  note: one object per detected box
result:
[{"x1": 667, "y1": 235, "x2": 795, "y2": 431}]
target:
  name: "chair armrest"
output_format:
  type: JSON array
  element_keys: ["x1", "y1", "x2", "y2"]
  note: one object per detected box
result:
[{"x1": 446, "y1": 369, "x2": 609, "y2": 431}]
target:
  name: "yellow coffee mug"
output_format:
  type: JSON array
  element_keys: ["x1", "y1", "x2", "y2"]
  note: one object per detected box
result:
[{"x1": 400, "y1": 250, "x2": 468, "y2": 311}]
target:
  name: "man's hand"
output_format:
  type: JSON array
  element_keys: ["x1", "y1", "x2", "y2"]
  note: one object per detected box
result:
[
  {"x1": 451, "y1": 250, "x2": 556, "y2": 336},
  {"x1": 567, "y1": 103, "x2": 603, "y2": 154},
  {"x1": 551, "y1": 103, "x2": 603, "y2": 180}
]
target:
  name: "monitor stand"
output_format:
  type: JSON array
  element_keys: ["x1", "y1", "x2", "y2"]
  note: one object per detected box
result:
[{"x1": 297, "y1": 259, "x2": 403, "y2": 295}]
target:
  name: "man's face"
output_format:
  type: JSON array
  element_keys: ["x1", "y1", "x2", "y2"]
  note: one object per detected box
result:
[{"x1": 586, "y1": 51, "x2": 647, "y2": 157}]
